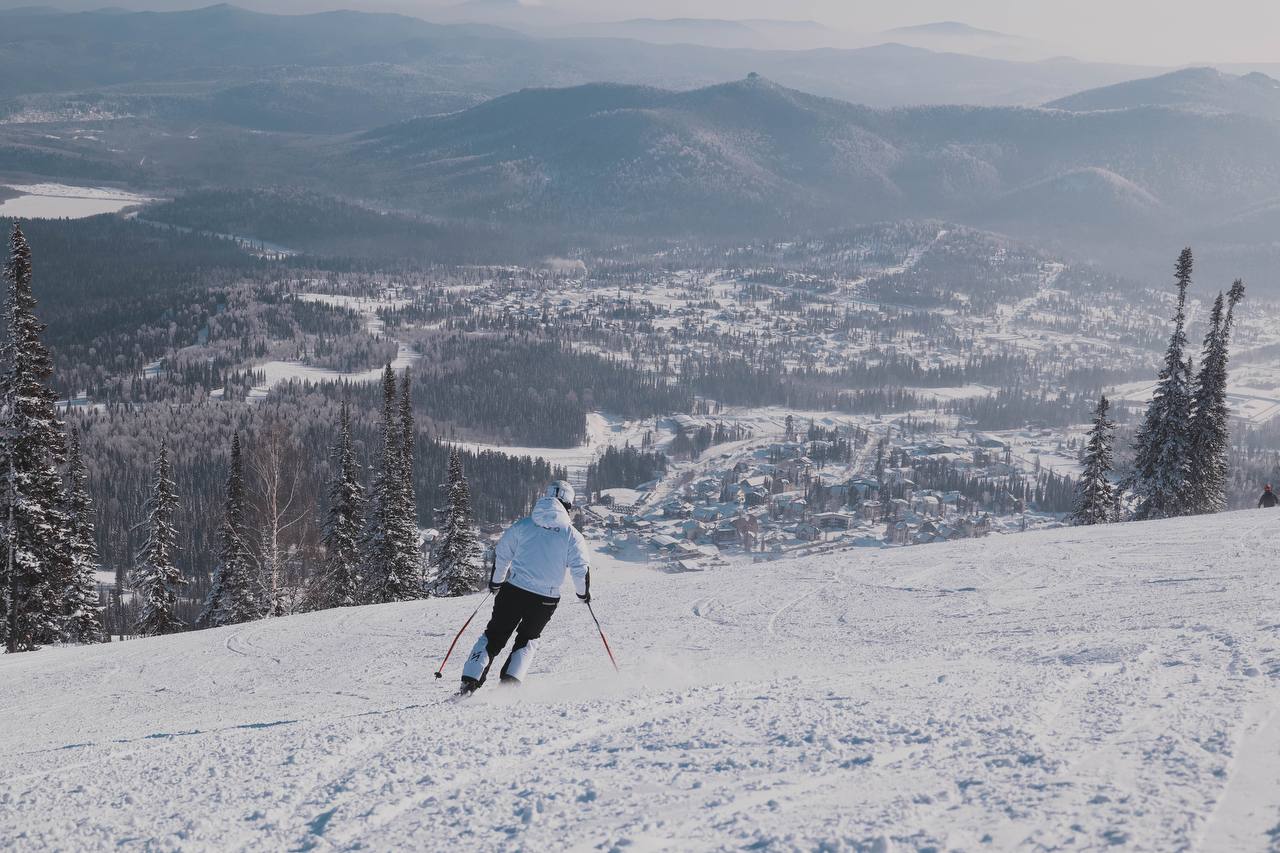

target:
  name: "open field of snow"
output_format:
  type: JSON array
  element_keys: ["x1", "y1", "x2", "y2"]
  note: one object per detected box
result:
[
  {"x1": 242, "y1": 343, "x2": 421, "y2": 403},
  {"x1": 0, "y1": 183, "x2": 155, "y2": 218},
  {"x1": 5, "y1": 510, "x2": 1280, "y2": 850},
  {"x1": 454, "y1": 413, "x2": 661, "y2": 487},
  {"x1": 229, "y1": 292, "x2": 417, "y2": 403},
  {"x1": 1110, "y1": 379, "x2": 1280, "y2": 426}
]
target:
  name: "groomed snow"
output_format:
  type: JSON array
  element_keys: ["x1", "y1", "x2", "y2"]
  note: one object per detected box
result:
[{"x1": 4, "y1": 510, "x2": 1280, "y2": 850}]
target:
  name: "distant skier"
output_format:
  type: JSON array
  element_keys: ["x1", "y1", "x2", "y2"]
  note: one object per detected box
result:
[
  {"x1": 1260, "y1": 484, "x2": 1279, "y2": 508},
  {"x1": 460, "y1": 481, "x2": 591, "y2": 694}
]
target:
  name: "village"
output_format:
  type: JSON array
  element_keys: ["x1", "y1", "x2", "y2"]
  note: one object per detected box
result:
[{"x1": 570, "y1": 410, "x2": 1086, "y2": 572}]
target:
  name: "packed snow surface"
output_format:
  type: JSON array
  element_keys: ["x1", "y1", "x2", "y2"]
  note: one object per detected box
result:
[{"x1": 5, "y1": 511, "x2": 1280, "y2": 850}]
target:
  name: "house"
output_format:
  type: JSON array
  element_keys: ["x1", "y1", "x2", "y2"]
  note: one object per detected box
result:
[
  {"x1": 693, "y1": 506, "x2": 722, "y2": 524},
  {"x1": 814, "y1": 512, "x2": 852, "y2": 531},
  {"x1": 651, "y1": 534, "x2": 680, "y2": 552},
  {"x1": 849, "y1": 478, "x2": 880, "y2": 501},
  {"x1": 913, "y1": 520, "x2": 941, "y2": 545},
  {"x1": 974, "y1": 432, "x2": 1008, "y2": 449},
  {"x1": 662, "y1": 500, "x2": 693, "y2": 519},
  {"x1": 796, "y1": 522, "x2": 823, "y2": 542},
  {"x1": 782, "y1": 497, "x2": 808, "y2": 519},
  {"x1": 860, "y1": 500, "x2": 883, "y2": 522},
  {"x1": 673, "y1": 541, "x2": 703, "y2": 560},
  {"x1": 712, "y1": 521, "x2": 740, "y2": 546},
  {"x1": 680, "y1": 519, "x2": 705, "y2": 542},
  {"x1": 886, "y1": 520, "x2": 913, "y2": 545},
  {"x1": 914, "y1": 495, "x2": 941, "y2": 518}
]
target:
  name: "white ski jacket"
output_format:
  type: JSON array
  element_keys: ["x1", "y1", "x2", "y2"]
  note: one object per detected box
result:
[{"x1": 492, "y1": 497, "x2": 591, "y2": 599}]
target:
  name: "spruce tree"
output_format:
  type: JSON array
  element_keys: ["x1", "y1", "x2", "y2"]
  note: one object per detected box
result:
[
  {"x1": 398, "y1": 369, "x2": 423, "y2": 588},
  {"x1": 133, "y1": 442, "x2": 186, "y2": 637},
  {"x1": 308, "y1": 401, "x2": 366, "y2": 610},
  {"x1": 361, "y1": 366, "x2": 417, "y2": 603},
  {"x1": 61, "y1": 428, "x2": 104, "y2": 643},
  {"x1": 1, "y1": 223, "x2": 72, "y2": 652},
  {"x1": 1188, "y1": 280, "x2": 1245, "y2": 514},
  {"x1": 399, "y1": 370, "x2": 417, "y2": 520},
  {"x1": 199, "y1": 433, "x2": 263, "y2": 627},
  {"x1": 432, "y1": 448, "x2": 482, "y2": 597},
  {"x1": 1071, "y1": 395, "x2": 1119, "y2": 525},
  {"x1": 1129, "y1": 248, "x2": 1195, "y2": 520}
]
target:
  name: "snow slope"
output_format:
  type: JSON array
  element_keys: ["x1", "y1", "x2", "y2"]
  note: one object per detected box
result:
[{"x1": 5, "y1": 511, "x2": 1280, "y2": 851}]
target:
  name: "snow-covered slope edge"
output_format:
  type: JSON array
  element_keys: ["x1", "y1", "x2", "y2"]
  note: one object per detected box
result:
[{"x1": 4, "y1": 510, "x2": 1280, "y2": 851}]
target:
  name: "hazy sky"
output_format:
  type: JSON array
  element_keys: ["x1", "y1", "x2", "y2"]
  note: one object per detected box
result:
[{"x1": 525, "y1": 0, "x2": 1280, "y2": 65}]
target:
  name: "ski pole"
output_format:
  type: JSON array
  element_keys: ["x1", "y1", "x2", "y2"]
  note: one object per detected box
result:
[
  {"x1": 586, "y1": 601, "x2": 620, "y2": 672},
  {"x1": 434, "y1": 589, "x2": 492, "y2": 679}
]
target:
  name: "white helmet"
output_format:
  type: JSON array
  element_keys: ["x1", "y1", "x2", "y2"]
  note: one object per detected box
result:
[{"x1": 546, "y1": 480, "x2": 576, "y2": 510}]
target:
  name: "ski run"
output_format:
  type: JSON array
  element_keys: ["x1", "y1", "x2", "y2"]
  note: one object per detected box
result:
[{"x1": 5, "y1": 508, "x2": 1280, "y2": 851}]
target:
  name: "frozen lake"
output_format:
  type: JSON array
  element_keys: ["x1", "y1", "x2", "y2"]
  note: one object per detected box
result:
[{"x1": 0, "y1": 183, "x2": 154, "y2": 219}]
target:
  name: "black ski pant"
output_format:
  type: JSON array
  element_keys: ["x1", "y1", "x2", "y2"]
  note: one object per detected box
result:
[{"x1": 475, "y1": 583, "x2": 559, "y2": 684}]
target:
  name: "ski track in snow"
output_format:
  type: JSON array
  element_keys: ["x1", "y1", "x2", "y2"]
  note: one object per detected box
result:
[{"x1": 5, "y1": 511, "x2": 1280, "y2": 850}]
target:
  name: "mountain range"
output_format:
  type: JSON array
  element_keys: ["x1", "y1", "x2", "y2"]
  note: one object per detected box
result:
[
  {"x1": 341, "y1": 75, "x2": 1280, "y2": 236},
  {"x1": 1, "y1": 5, "x2": 1276, "y2": 287},
  {"x1": 1046, "y1": 66, "x2": 1280, "y2": 122},
  {"x1": 0, "y1": 4, "x2": 1157, "y2": 118}
]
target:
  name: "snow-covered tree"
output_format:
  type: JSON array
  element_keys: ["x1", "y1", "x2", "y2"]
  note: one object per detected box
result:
[
  {"x1": 1187, "y1": 280, "x2": 1245, "y2": 514},
  {"x1": 199, "y1": 433, "x2": 263, "y2": 627},
  {"x1": 133, "y1": 442, "x2": 186, "y2": 637},
  {"x1": 1, "y1": 223, "x2": 72, "y2": 652},
  {"x1": 361, "y1": 366, "x2": 417, "y2": 603},
  {"x1": 61, "y1": 428, "x2": 104, "y2": 643},
  {"x1": 398, "y1": 369, "x2": 422, "y2": 585},
  {"x1": 248, "y1": 417, "x2": 307, "y2": 616},
  {"x1": 1129, "y1": 248, "x2": 1195, "y2": 521},
  {"x1": 307, "y1": 401, "x2": 366, "y2": 610},
  {"x1": 432, "y1": 448, "x2": 482, "y2": 597},
  {"x1": 1071, "y1": 395, "x2": 1119, "y2": 525}
]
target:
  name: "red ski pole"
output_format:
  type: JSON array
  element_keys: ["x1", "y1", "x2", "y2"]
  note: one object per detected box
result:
[
  {"x1": 434, "y1": 590, "x2": 492, "y2": 679},
  {"x1": 586, "y1": 601, "x2": 619, "y2": 672}
]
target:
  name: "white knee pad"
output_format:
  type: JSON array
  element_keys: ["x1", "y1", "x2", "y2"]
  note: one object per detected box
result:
[
  {"x1": 503, "y1": 639, "x2": 539, "y2": 682},
  {"x1": 461, "y1": 635, "x2": 490, "y2": 681}
]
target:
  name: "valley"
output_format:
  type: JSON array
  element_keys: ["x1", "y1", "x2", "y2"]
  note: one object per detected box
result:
[{"x1": 2, "y1": 6, "x2": 1279, "y2": 849}]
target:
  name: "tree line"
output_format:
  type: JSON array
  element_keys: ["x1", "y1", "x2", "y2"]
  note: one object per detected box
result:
[
  {"x1": 0, "y1": 224, "x2": 563, "y2": 651},
  {"x1": 1071, "y1": 249, "x2": 1245, "y2": 525}
]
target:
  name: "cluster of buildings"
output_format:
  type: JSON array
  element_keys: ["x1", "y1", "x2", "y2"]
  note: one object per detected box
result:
[{"x1": 581, "y1": 431, "x2": 1027, "y2": 570}]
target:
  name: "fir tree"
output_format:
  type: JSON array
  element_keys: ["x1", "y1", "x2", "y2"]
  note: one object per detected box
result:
[
  {"x1": 133, "y1": 442, "x2": 186, "y2": 637},
  {"x1": 1188, "y1": 280, "x2": 1246, "y2": 514},
  {"x1": 398, "y1": 369, "x2": 421, "y2": 582},
  {"x1": 432, "y1": 448, "x2": 482, "y2": 597},
  {"x1": 1071, "y1": 395, "x2": 1119, "y2": 525},
  {"x1": 1, "y1": 223, "x2": 72, "y2": 652},
  {"x1": 199, "y1": 433, "x2": 263, "y2": 627},
  {"x1": 361, "y1": 366, "x2": 417, "y2": 603},
  {"x1": 61, "y1": 428, "x2": 104, "y2": 643},
  {"x1": 1129, "y1": 248, "x2": 1195, "y2": 520},
  {"x1": 308, "y1": 401, "x2": 366, "y2": 610}
]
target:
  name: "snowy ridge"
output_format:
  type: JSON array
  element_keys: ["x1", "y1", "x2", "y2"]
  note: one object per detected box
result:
[{"x1": 4, "y1": 510, "x2": 1280, "y2": 850}]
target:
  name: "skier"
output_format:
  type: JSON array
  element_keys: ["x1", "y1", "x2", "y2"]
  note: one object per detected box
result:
[
  {"x1": 459, "y1": 481, "x2": 590, "y2": 694},
  {"x1": 1260, "y1": 484, "x2": 1279, "y2": 508}
]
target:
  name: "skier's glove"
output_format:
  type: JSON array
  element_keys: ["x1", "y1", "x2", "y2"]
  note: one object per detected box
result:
[
  {"x1": 489, "y1": 581, "x2": 503, "y2": 594},
  {"x1": 577, "y1": 592, "x2": 591, "y2": 604}
]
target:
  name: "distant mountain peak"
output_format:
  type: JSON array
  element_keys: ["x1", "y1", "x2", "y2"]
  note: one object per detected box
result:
[
  {"x1": 885, "y1": 21, "x2": 1012, "y2": 39},
  {"x1": 1047, "y1": 66, "x2": 1280, "y2": 120}
]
